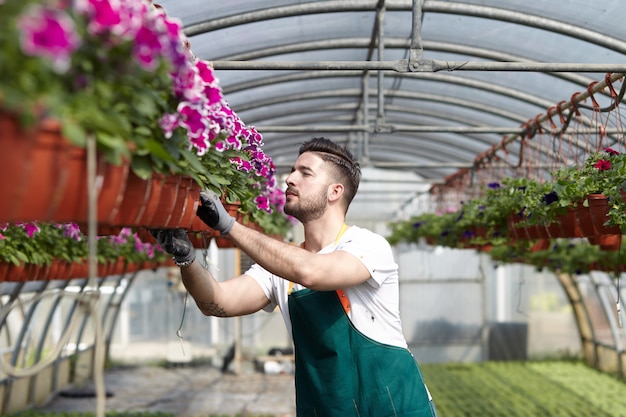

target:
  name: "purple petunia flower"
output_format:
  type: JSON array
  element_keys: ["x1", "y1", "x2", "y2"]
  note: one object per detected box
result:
[{"x1": 542, "y1": 191, "x2": 559, "y2": 205}]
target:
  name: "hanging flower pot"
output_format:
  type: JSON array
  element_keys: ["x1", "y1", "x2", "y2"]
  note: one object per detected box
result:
[
  {"x1": 69, "y1": 261, "x2": 89, "y2": 279},
  {"x1": 507, "y1": 214, "x2": 529, "y2": 239},
  {"x1": 110, "y1": 172, "x2": 164, "y2": 228},
  {"x1": 104, "y1": 258, "x2": 129, "y2": 276},
  {"x1": 544, "y1": 222, "x2": 563, "y2": 239},
  {"x1": 187, "y1": 232, "x2": 213, "y2": 248},
  {"x1": 5, "y1": 263, "x2": 42, "y2": 282},
  {"x1": 587, "y1": 194, "x2": 621, "y2": 235},
  {"x1": 0, "y1": 115, "x2": 71, "y2": 223},
  {"x1": 530, "y1": 239, "x2": 551, "y2": 252},
  {"x1": 545, "y1": 211, "x2": 584, "y2": 239},
  {"x1": 595, "y1": 234, "x2": 622, "y2": 251},
  {"x1": 524, "y1": 224, "x2": 547, "y2": 240},
  {"x1": 164, "y1": 176, "x2": 193, "y2": 229},
  {"x1": 0, "y1": 262, "x2": 9, "y2": 282},
  {"x1": 54, "y1": 147, "x2": 130, "y2": 225},
  {"x1": 557, "y1": 209, "x2": 583, "y2": 238},
  {"x1": 574, "y1": 201, "x2": 598, "y2": 238},
  {"x1": 48, "y1": 260, "x2": 73, "y2": 280},
  {"x1": 176, "y1": 178, "x2": 202, "y2": 230},
  {"x1": 147, "y1": 174, "x2": 181, "y2": 228}
]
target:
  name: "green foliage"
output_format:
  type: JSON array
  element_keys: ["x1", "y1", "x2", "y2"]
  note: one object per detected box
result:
[
  {"x1": 0, "y1": 223, "x2": 168, "y2": 266},
  {"x1": 552, "y1": 148, "x2": 626, "y2": 231},
  {"x1": 421, "y1": 360, "x2": 626, "y2": 417},
  {"x1": 0, "y1": 223, "x2": 52, "y2": 265},
  {"x1": 387, "y1": 210, "x2": 463, "y2": 247},
  {"x1": 250, "y1": 207, "x2": 294, "y2": 238},
  {"x1": 486, "y1": 237, "x2": 626, "y2": 275}
]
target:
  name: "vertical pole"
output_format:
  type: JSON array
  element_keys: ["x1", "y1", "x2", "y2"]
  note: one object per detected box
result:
[
  {"x1": 376, "y1": 3, "x2": 386, "y2": 126},
  {"x1": 233, "y1": 248, "x2": 242, "y2": 374},
  {"x1": 409, "y1": 0, "x2": 424, "y2": 68},
  {"x1": 87, "y1": 135, "x2": 97, "y2": 285},
  {"x1": 480, "y1": 256, "x2": 489, "y2": 361}
]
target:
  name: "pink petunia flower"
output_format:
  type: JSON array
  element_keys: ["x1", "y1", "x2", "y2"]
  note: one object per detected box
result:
[
  {"x1": 159, "y1": 113, "x2": 179, "y2": 138},
  {"x1": 22, "y1": 222, "x2": 40, "y2": 238},
  {"x1": 255, "y1": 195, "x2": 271, "y2": 213},
  {"x1": 77, "y1": 0, "x2": 122, "y2": 34},
  {"x1": 133, "y1": 25, "x2": 163, "y2": 69},
  {"x1": 18, "y1": 5, "x2": 81, "y2": 72}
]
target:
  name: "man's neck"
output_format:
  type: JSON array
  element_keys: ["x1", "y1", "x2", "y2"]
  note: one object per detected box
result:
[{"x1": 302, "y1": 217, "x2": 347, "y2": 253}]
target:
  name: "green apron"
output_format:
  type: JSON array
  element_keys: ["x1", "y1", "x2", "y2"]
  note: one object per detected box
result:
[{"x1": 288, "y1": 288, "x2": 435, "y2": 417}]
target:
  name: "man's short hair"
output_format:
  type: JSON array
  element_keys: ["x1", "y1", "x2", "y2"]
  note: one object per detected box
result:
[{"x1": 298, "y1": 137, "x2": 361, "y2": 206}]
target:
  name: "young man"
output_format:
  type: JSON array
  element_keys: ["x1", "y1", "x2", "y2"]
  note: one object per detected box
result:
[{"x1": 152, "y1": 137, "x2": 436, "y2": 417}]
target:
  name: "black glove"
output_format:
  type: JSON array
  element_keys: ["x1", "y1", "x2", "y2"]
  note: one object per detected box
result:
[
  {"x1": 150, "y1": 229, "x2": 195, "y2": 267},
  {"x1": 196, "y1": 191, "x2": 235, "y2": 235}
]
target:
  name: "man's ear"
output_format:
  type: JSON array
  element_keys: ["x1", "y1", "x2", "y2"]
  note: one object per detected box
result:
[{"x1": 328, "y1": 182, "x2": 344, "y2": 203}]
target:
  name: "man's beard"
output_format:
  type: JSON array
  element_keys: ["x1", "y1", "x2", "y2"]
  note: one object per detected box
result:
[{"x1": 284, "y1": 188, "x2": 327, "y2": 223}]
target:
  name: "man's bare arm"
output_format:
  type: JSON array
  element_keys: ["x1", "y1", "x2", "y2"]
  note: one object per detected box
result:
[
  {"x1": 180, "y1": 260, "x2": 270, "y2": 317},
  {"x1": 227, "y1": 222, "x2": 371, "y2": 291}
]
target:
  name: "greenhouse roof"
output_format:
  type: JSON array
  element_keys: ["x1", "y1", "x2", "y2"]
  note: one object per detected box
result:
[{"x1": 156, "y1": 0, "x2": 626, "y2": 221}]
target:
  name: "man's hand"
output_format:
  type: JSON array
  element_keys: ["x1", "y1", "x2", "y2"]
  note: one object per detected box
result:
[
  {"x1": 150, "y1": 229, "x2": 195, "y2": 267},
  {"x1": 196, "y1": 191, "x2": 235, "y2": 235}
]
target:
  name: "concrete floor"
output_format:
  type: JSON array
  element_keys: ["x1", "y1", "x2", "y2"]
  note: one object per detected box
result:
[{"x1": 37, "y1": 362, "x2": 296, "y2": 417}]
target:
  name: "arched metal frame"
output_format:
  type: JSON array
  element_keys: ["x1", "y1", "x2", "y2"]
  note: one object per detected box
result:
[
  {"x1": 154, "y1": 0, "x2": 626, "y2": 221},
  {"x1": 0, "y1": 272, "x2": 141, "y2": 413}
]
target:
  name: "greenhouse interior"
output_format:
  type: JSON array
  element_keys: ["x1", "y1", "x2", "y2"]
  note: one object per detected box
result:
[{"x1": 2, "y1": 0, "x2": 626, "y2": 416}]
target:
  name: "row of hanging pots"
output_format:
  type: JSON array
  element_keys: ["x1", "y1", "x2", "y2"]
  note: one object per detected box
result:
[
  {"x1": 508, "y1": 194, "x2": 623, "y2": 251},
  {"x1": 0, "y1": 258, "x2": 176, "y2": 283},
  {"x1": 0, "y1": 110, "x2": 206, "y2": 231}
]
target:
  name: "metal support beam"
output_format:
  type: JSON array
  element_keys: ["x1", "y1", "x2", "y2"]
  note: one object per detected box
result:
[
  {"x1": 212, "y1": 60, "x2": 626, "y2": 73},
  {"x1": 254, "y1": 124, "x2": 625, "y2": 135},
  {"x1": 409, "y1": 0, "x2": 424, "y2": 66}
]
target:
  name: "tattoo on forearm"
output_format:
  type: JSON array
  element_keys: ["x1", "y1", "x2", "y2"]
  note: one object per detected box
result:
[{"x1": 198, "y1": 301, "x2": 227, "y2": 317}]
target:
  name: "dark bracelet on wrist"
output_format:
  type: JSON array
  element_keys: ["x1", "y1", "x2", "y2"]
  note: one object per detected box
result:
[{"x1": 174, "y1": 257, "x2": 194, "y2": 268}]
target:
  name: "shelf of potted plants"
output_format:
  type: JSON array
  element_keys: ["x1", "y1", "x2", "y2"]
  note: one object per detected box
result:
[
  {"x1": 386, "y1": 145, "x2": 626, "y2": 273},
  {"x1": 0, "y1": 223, "x2": 173, "y2": 282}
]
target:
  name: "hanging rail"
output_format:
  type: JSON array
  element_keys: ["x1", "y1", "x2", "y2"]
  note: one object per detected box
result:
[
  {"x1": 434, "y1": 73, "x2": 625, "y2": 190},
  {"x1": 211, "y1": 60, "x2": 626, "y2": 73}
]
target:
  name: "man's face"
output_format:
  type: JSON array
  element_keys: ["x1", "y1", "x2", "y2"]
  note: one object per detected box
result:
[{"x1": 284, "y1": 152, "x2": 331, "y2": 222}]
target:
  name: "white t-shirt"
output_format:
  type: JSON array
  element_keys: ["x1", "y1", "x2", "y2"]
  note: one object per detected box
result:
[{"x1": 245, "y1": 225, "x2": 408, "y2": 348}]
